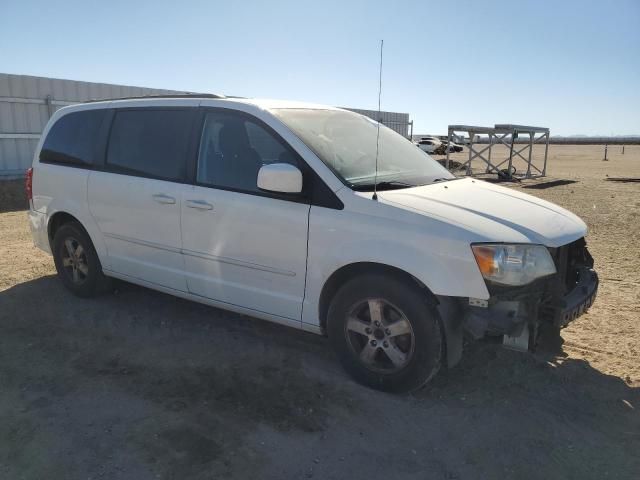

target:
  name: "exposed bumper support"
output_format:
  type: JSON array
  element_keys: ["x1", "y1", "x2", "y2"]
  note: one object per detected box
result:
[
  {"x1": 552, "y1": 268, "x2": 598, "y2": 327},
  {"x1": 436, "y1": 239, "x2": 598, "y2": 365},
  {"x1": 461, "y1": 267, "x2": 598, "y2": 347}
]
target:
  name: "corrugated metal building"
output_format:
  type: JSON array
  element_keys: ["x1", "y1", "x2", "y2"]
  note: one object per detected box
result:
[
  {"x1": 0, "y1": 73, "x2": 411, "y2": 178},
  {"x1": 346, "y1": 107, "x2": 411, "y2": 138}
]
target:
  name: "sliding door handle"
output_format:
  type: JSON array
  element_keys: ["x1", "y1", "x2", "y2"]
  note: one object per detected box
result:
[
  {"x1": 152, "y1": 193, "x2": 176, "y2": 204},
  {"x1": 185, "y1": 199, "x2": 214, "y2": 211}
]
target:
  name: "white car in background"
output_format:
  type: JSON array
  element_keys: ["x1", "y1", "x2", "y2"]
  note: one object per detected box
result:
[
  {"x1": 415, "y1": 138, "x2": 441, "y2": 153},
  {"x1": 27, "y1": 96, "x2": 598, "y2": 392},
  {"x1": 445, "y1": 141, "x2": 464, "y2": 153}
]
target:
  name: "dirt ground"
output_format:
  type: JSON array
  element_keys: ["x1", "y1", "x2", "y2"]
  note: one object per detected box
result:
[{"x1": 0, "y1": 145, "x2": 638, "y2": 479}]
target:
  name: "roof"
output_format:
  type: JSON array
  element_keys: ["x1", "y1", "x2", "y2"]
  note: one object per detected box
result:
[
  {"x1": 57, "y1": 95, "x2": 342, "y2": 114},
  {"x1": 209, "y1": 97, "x2": 341, "y2": 111}
]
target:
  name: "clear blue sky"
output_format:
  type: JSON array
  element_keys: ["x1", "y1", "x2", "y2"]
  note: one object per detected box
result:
[{"x1": 2, "y1": 0, "x2": 638, "y2": 135}]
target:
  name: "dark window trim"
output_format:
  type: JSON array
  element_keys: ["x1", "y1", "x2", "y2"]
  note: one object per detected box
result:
[
  {"x1": 39, "y1": 156, "x2": 95, "y2": 169},
  {"x1": 93, "y1": 108, "x2": 114, "y2": 170},
  {"x1": 193, "y1": 107, "x2": 343, "y2": 210},
  {"x1": 101, "y1": 107, "x2": 198, "y2": 184}
]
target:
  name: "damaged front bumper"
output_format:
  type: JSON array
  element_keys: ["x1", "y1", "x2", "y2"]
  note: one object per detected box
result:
[
  {"x1": 549, "y1": 266, "x2": 598, "y2": 327},
  {"x1": 463, "y1": 237, "x2": 598, "y2": 349}
]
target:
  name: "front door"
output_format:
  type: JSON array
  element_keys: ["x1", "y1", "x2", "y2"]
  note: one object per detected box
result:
[{"x1": 181, "y1": 109, "x2": 310, "y2": 320}]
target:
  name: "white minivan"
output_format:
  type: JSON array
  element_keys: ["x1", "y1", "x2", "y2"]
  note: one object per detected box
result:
[{"x1": 27, "y1": 95, "x2": 598, "y2": 392}]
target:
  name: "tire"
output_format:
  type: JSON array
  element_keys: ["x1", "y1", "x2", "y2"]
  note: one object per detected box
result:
[
  {"x1": 52, "y1": 221, "x2": 110, "y2": 297},
  {"x1": 327, "y1": 274, "x2": 443, "y2": 393},
  {"x1": 534, "y1": 322, "x2": 564, "y2": 353}
]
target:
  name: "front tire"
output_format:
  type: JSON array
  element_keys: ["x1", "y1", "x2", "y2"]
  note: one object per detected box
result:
[
  {"x1": 327, "y1": 274, "x2": 442, "y2": 393},
  {"x1": 52, "y1": 222, "x2": 109, "y2": 297},
  {"x1": 535, "y1": 322, "x2": 564, "y2": 353}
]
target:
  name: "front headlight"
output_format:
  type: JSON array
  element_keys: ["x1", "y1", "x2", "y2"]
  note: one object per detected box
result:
[{"x1": 471, "y1": 244, "x2": 556, "y2": 286}]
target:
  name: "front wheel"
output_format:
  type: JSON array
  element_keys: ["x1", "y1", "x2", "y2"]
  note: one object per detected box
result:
[{"x1": 327, "y1": 274, "x2": 443, "y2": 393}]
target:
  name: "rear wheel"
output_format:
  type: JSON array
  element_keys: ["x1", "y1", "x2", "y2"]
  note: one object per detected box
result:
[
  {"x1": 327, "y1": 274, "x2": 442, "y2": 393},
  {"x1": 52, "y1": 222, "x2": 109, "y2": 297}
]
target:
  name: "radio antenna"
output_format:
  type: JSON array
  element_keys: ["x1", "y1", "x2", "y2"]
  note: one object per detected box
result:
[{"x1": 372, "y1": 39, "x2": 384, "y2": 201}]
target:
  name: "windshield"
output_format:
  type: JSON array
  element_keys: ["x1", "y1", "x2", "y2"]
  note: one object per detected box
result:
[{"x1": 271, "y1": 108, "x2": 454, "y2": 190}]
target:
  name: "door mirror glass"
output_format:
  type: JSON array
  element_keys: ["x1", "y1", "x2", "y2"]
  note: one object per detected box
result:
[{"x1": 257, "y1": 163, "x2": 303, "y2": 194}]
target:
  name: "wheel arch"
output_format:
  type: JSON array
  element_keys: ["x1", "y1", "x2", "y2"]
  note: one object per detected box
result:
[
  {"x1": 48, "y1": 211, "x2": 84, "y2": 246},
  {"x1": 318, "y1": 261, "x2": 464, "y2": 369},
  {"x1": 318, "y1": 262, "x2": 437, "y2": 333},
  {"x1": 44, "y1": 204, "x2": 109, "y2": 270}
]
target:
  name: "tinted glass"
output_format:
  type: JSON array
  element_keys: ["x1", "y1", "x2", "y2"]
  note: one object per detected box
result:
[
  {"x1": 197, "y1": 111, "x2": 298, "y2": 192},
  {"x1": 106, "y1": 109, "x2": 192, "y2": 181},
  {"x1": 40, "y1": 109, "x2": 107, "y2": 167}
]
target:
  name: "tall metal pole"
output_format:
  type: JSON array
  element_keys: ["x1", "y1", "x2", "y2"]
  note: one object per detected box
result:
[
  {"x1": 45, "y1": 94, "x2": 54, "y2": 118},
  {"x1": 507, "y1": 129, "x2": 515, "y2": 179},
  {"x1": 466, "y1": 133, "x2": 474, "y2": 175},
  {"x1": 446, "y1": 127, "x2": 452, "y2": 170},
  {"x1": 542, "y1": 132, "x2": 549, "y2": 176},
  {"x1": 372, "y1": 39, "x2": 384, "y2": 201},
  {"x1": 526, "y1": 132, "x2": 534, "y2": 178},
  {"x1": 486, "y1": 133, "x2": 493, "y2": 173}
]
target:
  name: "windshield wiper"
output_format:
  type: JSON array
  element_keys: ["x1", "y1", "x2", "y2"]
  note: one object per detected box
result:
[{"x1": 351, "y1": 180, "x2": 416, "y2": 192}]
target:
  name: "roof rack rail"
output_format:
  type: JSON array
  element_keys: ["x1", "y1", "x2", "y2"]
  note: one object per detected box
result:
[{"x1": 86, "y1": 93, "x2": 225, "y2": 103}]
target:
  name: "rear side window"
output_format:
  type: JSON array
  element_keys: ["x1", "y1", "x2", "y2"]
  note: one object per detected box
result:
[
  {"x1": 106, "y1": 109, "x2": 193, "y2": 181},
  {"x1": 40, "y1": 109, "x2": 107, "y2": 167}
]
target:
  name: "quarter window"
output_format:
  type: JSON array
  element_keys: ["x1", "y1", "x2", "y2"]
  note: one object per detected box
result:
[
  {"x1": 197, "y1": 112, "x2": 299, "y2": 192},
  {"x1": 106, "y1": 109, "x2": 192, "y2": 181},
  {"x1": 40, "y1": 109, "x2": 107, "y2": 167}
]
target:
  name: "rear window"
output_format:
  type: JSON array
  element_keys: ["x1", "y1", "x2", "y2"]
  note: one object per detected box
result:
[
  {"x1": 40, "y1": 109, "x2": 107, "y2": 167},
  {"x1": 106, "y1": 109, "x2": 193, "y2": 182}
]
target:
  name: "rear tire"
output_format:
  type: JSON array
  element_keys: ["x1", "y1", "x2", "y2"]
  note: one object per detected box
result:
[
  {"x1": 52, "y1": 222, "x2": 110, "y2": 297},
  {"x1": 327, "y1": 274, "x2": 442, "y2": 393}
]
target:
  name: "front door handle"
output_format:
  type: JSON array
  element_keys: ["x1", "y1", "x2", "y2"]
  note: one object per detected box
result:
[
  {"x1": 152, "y1": 193, "x2": 176, "y2": 205},
  {"x1": 185, "y1": 199, "x2": 214, "y2": 211}
]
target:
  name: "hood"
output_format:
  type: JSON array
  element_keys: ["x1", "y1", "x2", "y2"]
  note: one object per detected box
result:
[{"x1": 378, "y1": 178, "x2": 587, "y2": 247}]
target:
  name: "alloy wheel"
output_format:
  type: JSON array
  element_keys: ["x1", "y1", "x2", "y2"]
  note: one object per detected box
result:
[
  {"x1": 344, "y1": 298, "x2": 415, "y2": 373},
  {"x1": 60, "y1": 236, "x2": 89, "y2": 285}
]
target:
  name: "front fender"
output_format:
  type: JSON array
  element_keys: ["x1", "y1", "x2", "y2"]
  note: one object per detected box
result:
[{"x1": 302, "y1": 203, "x2": 489, "y2": 327}]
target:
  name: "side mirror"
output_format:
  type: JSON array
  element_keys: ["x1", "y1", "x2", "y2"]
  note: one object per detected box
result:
[{"x1": 257, "y1": 163, "x2": 303, "y2": 194}]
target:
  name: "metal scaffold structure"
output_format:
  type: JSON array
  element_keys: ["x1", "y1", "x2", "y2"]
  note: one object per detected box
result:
[{"x1": 446, "y1": 124, "x2": 550, "y2": 179}]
